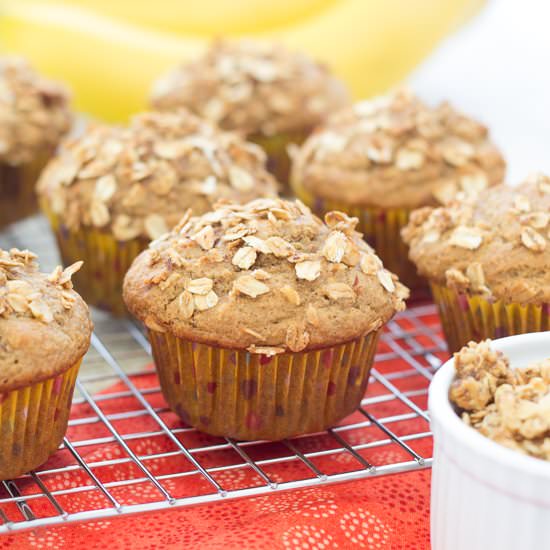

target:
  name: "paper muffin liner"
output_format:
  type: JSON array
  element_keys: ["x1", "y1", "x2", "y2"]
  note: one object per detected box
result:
[
  {"x1": 149, "y1": 329, "x2": 380, "y2": 441},
  {"x1": 431, "y1": 282, "x2": 550, "y2": 353},
  {"x1": 291, "y1": 179, "x2": 425, "y2": 292},
  {"x1": 0, "y1": 361, "x2": 81, "y2": 481},
  {"x1": 0, "y1": 151, "x2": 53, "y2": 228},
  {"x1": 251, "y1": 129, "x2": 309, "y2": 194},
  {"x1": 41, "y1": 202, "x2": 148, "y2": 315}
]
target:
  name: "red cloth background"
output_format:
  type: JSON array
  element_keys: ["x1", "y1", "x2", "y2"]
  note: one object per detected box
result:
[{"x1": 1, "y1": 470, "x2": 431, "y2": 549}]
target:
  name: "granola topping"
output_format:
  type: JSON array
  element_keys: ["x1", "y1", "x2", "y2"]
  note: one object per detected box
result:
[
  {"x1": 0, "y1": 57, "x2": 72, "y2": 165},
  {"x1": 292, "y1": 88, "x2": 505, "y2": 209},
  {"x1": 123, "y1": 199, "x2": 408, "y2": 352},
  {"x1": 0, "y1": 248, "x2": 82, "y2": 323},
  {"x1": 403, "y1": 175, "x2": 550, "y2": 304},
  {"x1": 37, "y1": 110, "x2": 278, "y2": 241},
  {"x1": 151, "y1": 39, "x2": 350, "y2": 137},
  {"x1": 450, "y1": 340, "x2": 550, "y2": 461}
]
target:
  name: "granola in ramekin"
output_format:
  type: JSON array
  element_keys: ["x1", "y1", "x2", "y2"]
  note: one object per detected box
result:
[{"x1": 450, "y1": 339, "x2": 550, "y2": 460}]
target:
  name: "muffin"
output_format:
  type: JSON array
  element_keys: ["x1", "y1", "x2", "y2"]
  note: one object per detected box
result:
[
  {"x1": 123, "y1": 198, "x2": 408, "y2": 440},
  {"x1": 0, "y1": 248, "x2": 92, "y2": 480},
  {"x1": 402, "y1": 173, "x2": 550, "y2": 352},
  {"x1": 150, "y1": 39, "x2": 350, "y2": 189},
  {"x1": 37, "y1": 109, "x2": 278, "y2": 315},
  {"x1": 290, "y1": 89, "x2": 506, "y2": 291},
  {"x1": 0, "y1": 57, "x2": 72, "y2": 228}
]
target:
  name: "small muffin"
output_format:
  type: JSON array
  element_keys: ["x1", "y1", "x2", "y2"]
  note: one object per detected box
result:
[
  {"x1": 150, "y1": 39, "x2": 350, "y2": 188},
  {"x1": 123, "y1": 198, "x2": 408, "y2": 440},
  {"x1": 37, "y1": 109, "x2": 278, "y2": 315},
  {"x1": 0, "y1": 248, "x2": 92, "y2": 480},
  {"x1": 402, "y1": 173, "x2": 550, "y2": 352},
  {"x1": 291, "y1": 89, "x2": 506, "y2": 291},
  {"x1": 0, "y1": 57, "x2": 72, "y2": 228}
]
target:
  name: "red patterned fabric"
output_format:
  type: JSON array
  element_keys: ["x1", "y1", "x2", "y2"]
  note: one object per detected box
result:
[{"x1": 1, "y1": 312, "x2": 442, "y2": 549}]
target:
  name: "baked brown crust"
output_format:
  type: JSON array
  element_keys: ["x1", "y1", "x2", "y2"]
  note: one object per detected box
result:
[
  {"x1": 37, "y1": 109, "x2": 278, "y2": 241},
  {"x1": 291, "y1": 89, "x2": 505, "y2": 209},
  {"x1": 0, "y1": 248, "x2": 92, "y2": 392},
  {"x1": 150, "y1": 39, "x2": 350, "y2": 138},
  {"x1": 0, "y1": 57, "x2": 72, "y2": 166},
  {"x1": 123, "y1": 199, "x2": 408, "y2": 352},
  {"x1": 402, "y1": 173, "x2": 550, "y2": 304}
]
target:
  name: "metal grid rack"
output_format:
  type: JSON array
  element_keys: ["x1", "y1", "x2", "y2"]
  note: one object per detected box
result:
[{"x1": 0, "y1": 215, "x2": 447, "y2": 534}]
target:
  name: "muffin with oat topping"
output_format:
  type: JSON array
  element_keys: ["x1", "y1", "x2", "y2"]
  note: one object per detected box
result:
[
  {"x1": 0, "y1": 248, "x2": 92, "y2": 480},
  {"x1": 37, "y1": 109, "x2": 278, "y2": 315},
  {"x1": 150, "y1": 39, "x2": 350, "y2": 189},
  {"x1": 450, "y1": 339, "x2": 550, "y2": 461},
  {"x1": 402, "y1": 173, "x2": 550, "y2": 352},
  {"x1": 123, "y1": 198, "x2": 408, "y2": 440},
  {"x1": 0, "y1": 57, "x2": 72, "y2": 228},
  {"x1": 290, "y1": 89, "x2": 505, "y2": 291}
]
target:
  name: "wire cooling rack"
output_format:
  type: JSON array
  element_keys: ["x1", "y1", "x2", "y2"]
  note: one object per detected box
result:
[{"x1": 0, "y1": 215, "x2": 447, "y2": 534}]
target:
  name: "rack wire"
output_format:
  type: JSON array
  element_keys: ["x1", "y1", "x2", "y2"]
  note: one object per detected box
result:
[{"x1": 0, "y1": 215, "x2": 447, "y2": 534}]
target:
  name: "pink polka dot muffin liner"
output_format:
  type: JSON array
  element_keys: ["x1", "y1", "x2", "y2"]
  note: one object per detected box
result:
[
  {"x1": 148, "y1": 330, "x2": 380, "y2": 441},
  {"x1": 0, "y1": 361, "x2": 81, "y2": 480},
  {"x1": 431, "y1": 282, "x2": 550, "y2": 353}
]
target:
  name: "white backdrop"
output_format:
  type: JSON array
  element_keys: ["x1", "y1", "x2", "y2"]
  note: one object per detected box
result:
[{"x1": 409, "y1": 0, "x2": 550, "y2": 184}]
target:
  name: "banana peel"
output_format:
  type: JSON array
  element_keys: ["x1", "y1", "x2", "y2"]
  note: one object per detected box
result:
[
  {"x1": 14, "y1": 0, "x2": 338, "y2": 35},
  {"x1": 0, "y1": 0, "x2": 484, "y2": 122}
]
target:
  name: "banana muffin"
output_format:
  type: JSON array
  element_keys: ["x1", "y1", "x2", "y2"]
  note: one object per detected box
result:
[
  {"x1": 291, "y1": 88, "x2": 506, "y2": 290},
  {"x1": 402, "y1": 173, "x2": 550, "y2": 352},
  {"x1": 0, "y1": 248, "x2": 92, "y2": 480},
  {"x1": 150, "y1": 39, "x2": 350, "y2": 188},
  {"x1": 0, "y1": 57, "x2": 72, "y2": 228},
  {"x1": 37, "y1": 109, "x2": 278, "y2": 314},
  {"x1": 123, "y1": 198, "x2": 408, "y2": 440}
]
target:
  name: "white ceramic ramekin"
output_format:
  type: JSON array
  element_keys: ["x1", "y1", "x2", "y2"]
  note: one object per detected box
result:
[{"x1": 429, "y1": 332, "x2": 550, "y2": 550}]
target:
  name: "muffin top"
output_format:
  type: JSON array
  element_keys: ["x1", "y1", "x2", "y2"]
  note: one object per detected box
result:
[
  {"x1": 450, "y1": 339, "x2": 550, "y2": 461},
  {"x1": 123, "y1": 198, "x2": 408, "y2": 353},
  {"x1": 0, "y1": 57, "x2": 72, "y2": 166},
  {"x1": 291, "y1": 89, "x2": 505, "y2": 209},
  {"x1": 0, "y1": 248, "x2": 92, "y2": 392},
  {"x1": 402, "y1": 173, "x2": 550, "y2": 304},
  {"x1": 150, "y1": 40, "x2": 350, "y2": 138},
  {"x1": 37, "y1": 110, "x2": 278, "y2": 241}
]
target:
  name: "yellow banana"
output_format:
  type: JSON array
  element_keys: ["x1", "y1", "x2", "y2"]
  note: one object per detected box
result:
[
  {"x1": 16, "y1": 0, "x2": 338, "y2": 35},
  {"x1": 0, "y1": 0, "x2": 484, "y2": 122}
]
